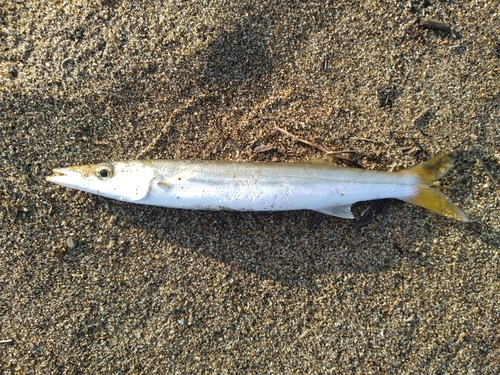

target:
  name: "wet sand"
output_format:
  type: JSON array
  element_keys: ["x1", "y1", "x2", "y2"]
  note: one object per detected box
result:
[{"x1": 1, "y1": 1, "x2": 499, "y2": 373}]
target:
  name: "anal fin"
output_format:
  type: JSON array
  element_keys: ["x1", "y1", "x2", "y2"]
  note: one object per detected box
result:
[{"x1": 315, "y1": 205, "x2": 354, "y2": 219}]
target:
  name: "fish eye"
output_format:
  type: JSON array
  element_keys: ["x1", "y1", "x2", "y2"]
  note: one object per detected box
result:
[{"x1": 95, "y1": 162, "x2": 114, "y2": 180}]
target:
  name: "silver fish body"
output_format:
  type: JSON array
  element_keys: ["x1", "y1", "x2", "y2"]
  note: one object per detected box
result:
[
  {"x1": 134, "y1": 160, "x2": 416, "y2": 218},
  {"x1": 47, "y1": 152, "x2": 469, "y2": 221}
]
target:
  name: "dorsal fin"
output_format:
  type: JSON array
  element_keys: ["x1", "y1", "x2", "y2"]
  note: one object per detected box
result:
[{"x1": 396, "y1": 150, "x2": 457, "y2": 185}]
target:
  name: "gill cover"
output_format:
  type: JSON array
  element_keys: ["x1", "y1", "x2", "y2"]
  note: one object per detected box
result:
[{"x1": 102, "y1": 162, "x2": 155, "y2": 201}]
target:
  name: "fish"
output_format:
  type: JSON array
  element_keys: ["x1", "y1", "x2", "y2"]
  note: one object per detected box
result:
[{"x1": 46, "y1": 151, "x2": 469, "y2": 221}]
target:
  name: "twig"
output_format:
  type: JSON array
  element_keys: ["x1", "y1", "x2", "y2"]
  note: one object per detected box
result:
[
  {"x1": 325, "y1": 150, "x2": 357, "y2": 155},
  {"x1": 354, "y1": 205, "x2": 373, "y2": 233},
  {"x1": 274, "y1": 127, "x2": 357, "y2": 163},
  {"x1": 61, "y1": 57, "x2": 75, "y2": 70},
  {"x1": 411, "y1": 108, "x2": 431, "y2": 136},
  {"x1": 253, "y1": 145, "x2": 274, "y2": 153},
  {"x1": 350, "y1": 137, "x2": 387, "y2": 145},
  {"x1": 411, "y1": 108, "x2": 431, "y2": 123},
  {"x1": 227, "y1": 139, "x2": 243, "y2": 152},
  {"x1": 420, "y1": 18, "x2": 451, "y2": 33},
  {"x1": 0, "y1": 339, "x2": 13, "y2": 344},
  {"x1": 323, "y1": 151, "x2": 359, "y2": 166},
  {"x1": 0, "y1": 176, "x2": 10, "y2": 216},
  {"x1": 274, "y1": 126, "x2": 330, "y2": 153},
  {"x1": 309, "y1": 212, "x2": 323, "y2": 229},
  {"x1": 473, "y1": 148, "x2": 497, "y2": 187},
  {"x1": 11, "y1": 193, "x2": 26, "y2": 228},
  {"x1": 322, "y1": 58, "x2": 329, "y2": 71},
  {"x1": 0, "y1": 176, "x2": 9, "y2": 194}
]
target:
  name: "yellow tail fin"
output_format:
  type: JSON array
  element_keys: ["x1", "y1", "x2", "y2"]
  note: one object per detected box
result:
[{"x1": 397, "y1": 151, "x2": 469, "y2": 221}]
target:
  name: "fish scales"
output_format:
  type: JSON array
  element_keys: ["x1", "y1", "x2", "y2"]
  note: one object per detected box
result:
[{"x1": 145, "y1": 160, "x2": 415, "y2": 214}]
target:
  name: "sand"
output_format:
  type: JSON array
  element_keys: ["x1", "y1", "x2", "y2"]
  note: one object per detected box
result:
[{"x1": 1, "y1": 1, "x2": 499, "y2": 373}]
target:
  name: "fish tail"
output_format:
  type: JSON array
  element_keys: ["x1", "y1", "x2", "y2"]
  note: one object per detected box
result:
[{"x1": 397, "y1": 151, "x2": 469, "y2": 221}]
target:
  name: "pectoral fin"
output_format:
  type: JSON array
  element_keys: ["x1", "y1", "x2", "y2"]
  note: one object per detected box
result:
[
  {"x1": 159, "y1": 167, "x2": 195, "y2": 188},
  {"x1": 315, "y1": 205, "x2": 354, "y2": 219}
]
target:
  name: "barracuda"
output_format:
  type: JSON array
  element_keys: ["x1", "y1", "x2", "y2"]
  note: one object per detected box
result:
[{"x1": 46, "y1": 151, "x2": 469, "y2": 221}]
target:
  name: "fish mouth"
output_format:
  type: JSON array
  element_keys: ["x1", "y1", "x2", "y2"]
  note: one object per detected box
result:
[
  {"x1": 46, "y1": 168, "x2": 69, "y2": 182},
  {"x1": 52, "y1": 169, "x2": 68, "y2": 177},
  {"x1": 45, "y1": 168, "x2": 84, "y2": 187}
]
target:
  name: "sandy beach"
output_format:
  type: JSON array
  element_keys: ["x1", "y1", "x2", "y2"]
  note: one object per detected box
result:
[{"x1": 1, "y1": 1, "x2": 499, "y2": 373}]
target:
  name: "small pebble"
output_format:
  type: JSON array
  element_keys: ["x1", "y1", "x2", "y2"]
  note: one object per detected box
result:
[{"x1": 66, "y1": 237, "x2": 76, "y2": 249}]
